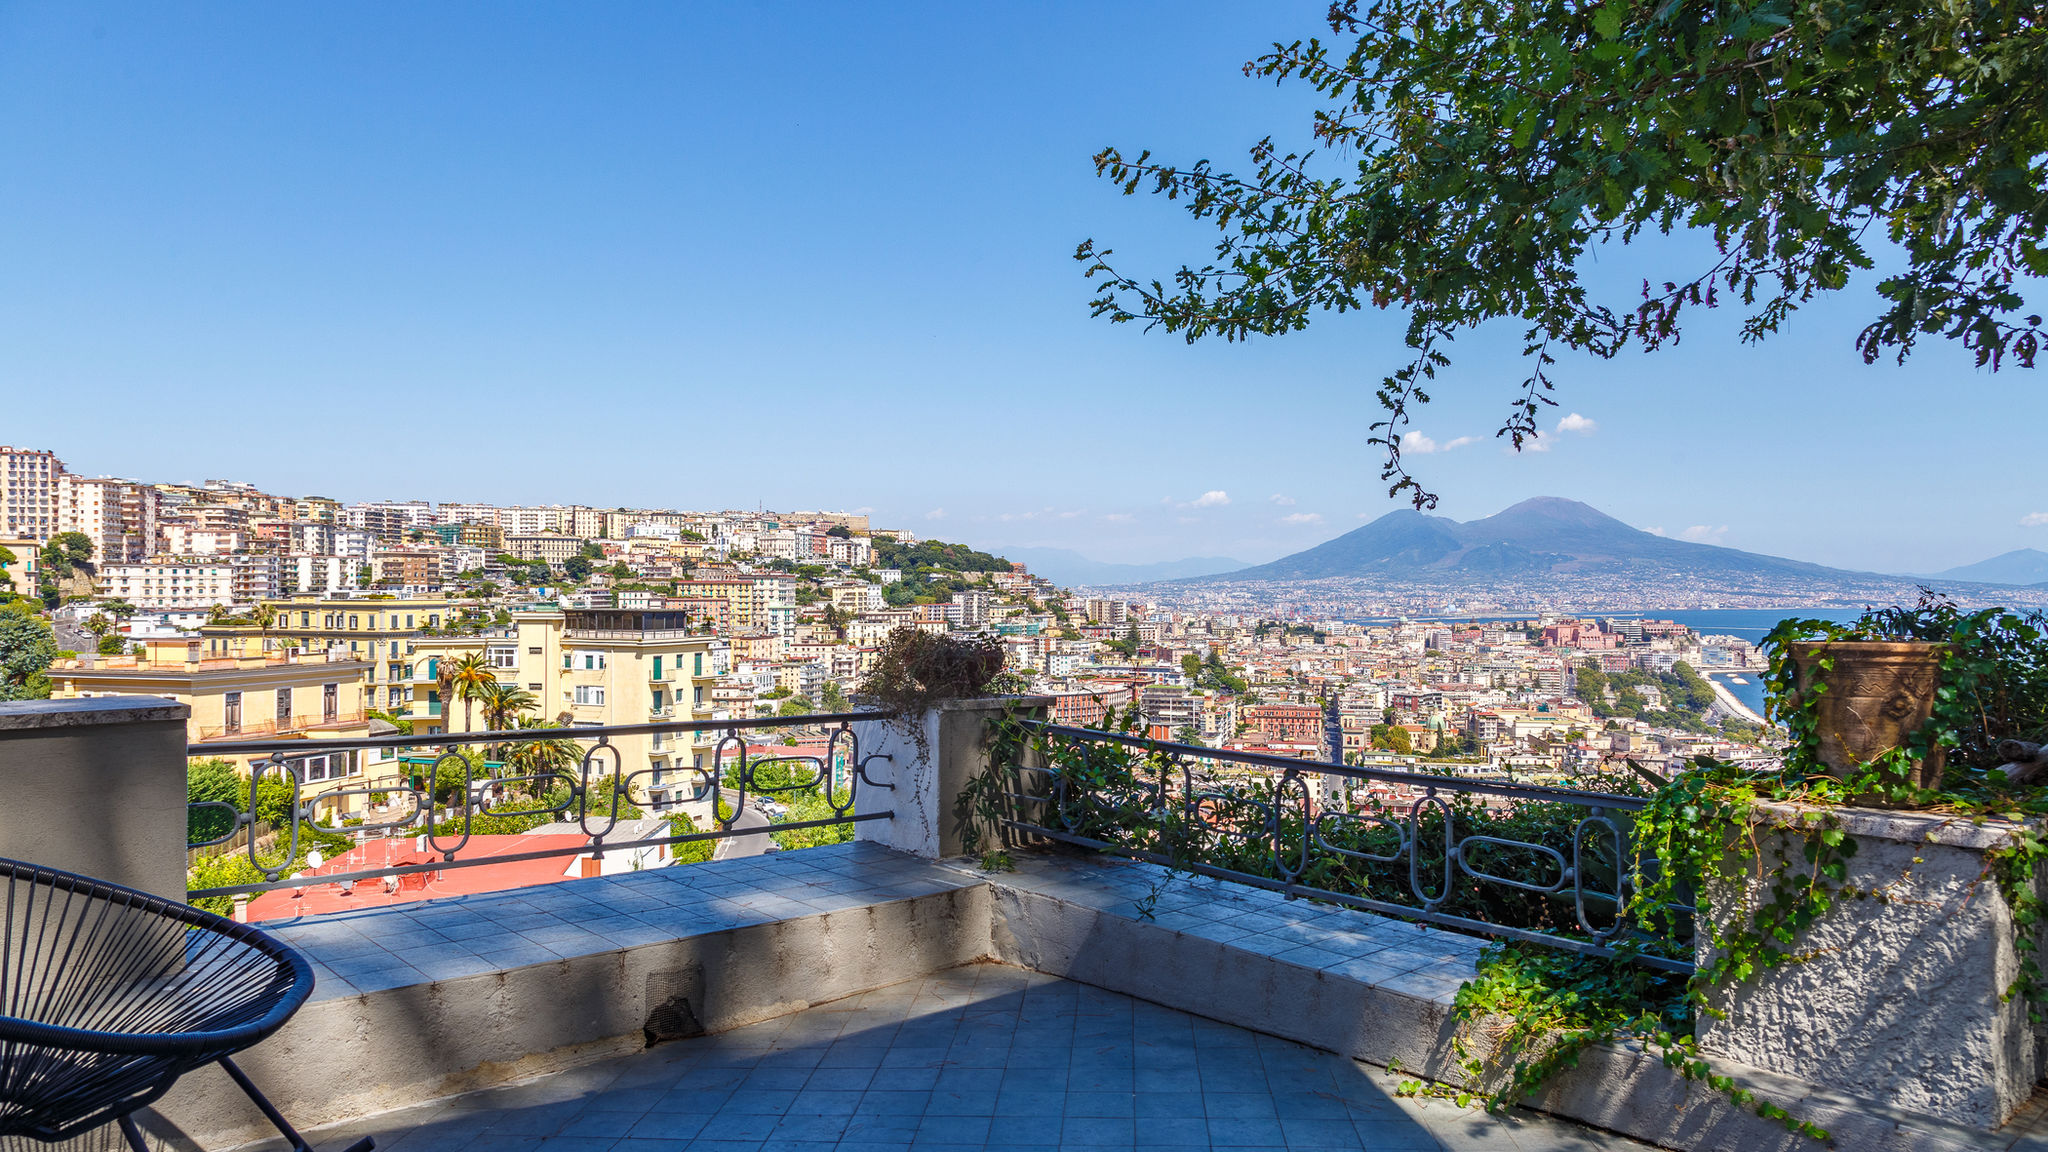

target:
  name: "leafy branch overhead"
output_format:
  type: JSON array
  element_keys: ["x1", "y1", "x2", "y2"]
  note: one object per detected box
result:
[{"x1": 1077, "y1": 0, "x2": 2047, "y2": 507}]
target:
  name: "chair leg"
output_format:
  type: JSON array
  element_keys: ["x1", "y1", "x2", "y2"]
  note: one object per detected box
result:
[
  {"x1": 215, "y1": 1055, "x2": 374, "y2": 1151},
  {"x1": 117, "y1": 1113, "x2": 152, "y2": 1152}
]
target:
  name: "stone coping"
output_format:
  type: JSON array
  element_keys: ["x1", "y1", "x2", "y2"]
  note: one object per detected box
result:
[
  {"x1": 0, "y1": 694, "x2": 189, "y2": 730},
  {"x1": 261, "y1": 841, "x2": 982, "y2": 999},
  {"x1": 1751, "y1": 799, "x2": 2034, "y2": 851},
  {"x1": 925, "y1": 694, "x2": 1054, "y2": 713},
  {"x1": 951, "y1": 849, "x2": 1485, "y2": 1004}
]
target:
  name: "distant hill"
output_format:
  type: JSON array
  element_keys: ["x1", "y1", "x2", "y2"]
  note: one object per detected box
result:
[
  {"x1": 1929, "y1": 548, "x2": 2048, "y2": 586},
  {"x1": 998, "y1": 547, "x2": 1249, "y2": 588},
  {"x1": 1176, "y1": 496, "x2": 1908, "y2": 591}
]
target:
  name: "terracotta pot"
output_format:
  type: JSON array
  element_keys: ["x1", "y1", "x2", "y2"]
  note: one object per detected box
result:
[{"x1": 1786, "y1": 640, "x2": 1946, "y2": 798}]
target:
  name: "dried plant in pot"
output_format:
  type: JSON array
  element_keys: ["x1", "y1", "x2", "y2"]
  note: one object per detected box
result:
[
  {"x1": 1784, "y1": 639, "x2": 1948, "y2": 802},
  {"x1": 855, "y1": 627, "x2": 1015, "y2": 760}
]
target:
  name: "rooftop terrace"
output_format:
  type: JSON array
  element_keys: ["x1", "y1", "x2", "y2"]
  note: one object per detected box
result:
[{"x1": 6, "y1": 696, "x2": 2048, "y2": 1152}]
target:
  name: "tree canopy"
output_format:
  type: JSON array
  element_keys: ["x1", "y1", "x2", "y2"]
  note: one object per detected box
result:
[
  {"x1": 0, "y1": 608, "x2": 56, "y2": 701},
  {"x1": 1079, "y1": 0, "x2": 2047, "y2": 506}
]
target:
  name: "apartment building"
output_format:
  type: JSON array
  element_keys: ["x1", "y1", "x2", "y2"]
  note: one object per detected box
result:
[
  {"x1": 506, "y1": 533, "x2": 582, "y2": 568},
  {"x1": 201, "y1": 596, "x2": 461, "y2": 714},
  {"x1": 47, "y1": 640, "x2": 379, "y2": 813},
  {"x1": 285, "y1": 555, "x2": 353, "y2": 597},
  {"x1": 56, "y1": 474, "x2": 159, "y2": 564},
  {"x1": 99, "y1": 560, "x2": 238, "y2": 609},
  {"x1": 0, "y1": 537, "x2": 39, "y2": 598},
  {"x1": 0, "y1": 446, "x2": 61, "y2": 541},
  {"x1": 407, "y1": 609, "x2": 726, "y2": 824}
]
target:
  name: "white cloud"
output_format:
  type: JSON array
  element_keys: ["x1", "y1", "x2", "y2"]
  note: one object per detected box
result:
[
  {"x1": 924, "y1": 508, "x2": 946, "y2": 521},
  {"x1": 1101, "y1": 512, "x2": 1134, "y2": 523},
  {"x1": 1270, "y1": 494, "x2": 1296, "y2": 506},
  {"x1": 1280, "y1": 512, "x2": 1324, "y2": 525},
  {"x1": 1678, "y1": 524, "x2": 1728, "y2": 544},
  {"x1": 2023, "y1": 512, "x2": 2048, "y2": 527},
  {"x1": 850, "y1": 506, "x2": 874, "y2": 516},
  {"x1": 1556, "y1": 412, "x2": 1598, "y2": 435},
  {"x1": 1644, "y1": 526, "x2": 1666, "y2": 537},
  {"x1": 1407, "y1": 432, "x2": 1476, "y2": 455},
  {"x1": 1058, "y1": 509, "x2": 1085, "y2": 519},
  {"x1": 1188, "y1": 490, "x2": 1230, "y2": 508}
]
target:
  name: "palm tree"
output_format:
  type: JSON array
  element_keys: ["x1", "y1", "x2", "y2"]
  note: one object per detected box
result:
[
  {"x1": 480, "y1": 683, "x2": 538, "y2": 732},
  {"x1": 437, "y1": 651, "x2": 497, "y2": 733},
  {"x1": 505, "y1": 717, "x2": 583, "y2": 796}
]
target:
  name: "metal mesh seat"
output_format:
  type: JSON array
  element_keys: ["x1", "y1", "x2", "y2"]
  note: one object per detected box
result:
[{"x1": 0, "y1": 859, "x2": 370, "y2": 1151}]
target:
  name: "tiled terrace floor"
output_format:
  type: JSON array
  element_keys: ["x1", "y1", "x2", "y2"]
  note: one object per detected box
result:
[{"x1": 262, "y1": 964, "x2": 1650, "y2": 1152}]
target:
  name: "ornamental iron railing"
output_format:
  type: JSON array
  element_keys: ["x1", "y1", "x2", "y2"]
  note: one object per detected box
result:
[
  {"x1": 185, "y1": 711, "x2": 894, "y2": 900},
  {"x1": 1000, "y1": 721, "x2": 1692, "y2": 973}
]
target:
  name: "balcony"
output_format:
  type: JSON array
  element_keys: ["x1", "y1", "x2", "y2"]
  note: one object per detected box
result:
[
  {"x1": 193, "y1": 709, "x2": 368, "y2": 741},
  {"x1": 4, "y1": 696, "x2": 2044, "y2": 1151}
]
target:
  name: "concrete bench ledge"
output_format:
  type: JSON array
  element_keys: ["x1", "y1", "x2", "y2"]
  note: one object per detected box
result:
[{"x1": 136, "y1": 843, "x2": 995, "y2": 1151}]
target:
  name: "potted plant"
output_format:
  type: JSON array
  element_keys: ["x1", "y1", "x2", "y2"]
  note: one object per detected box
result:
[
  {"x1": 1766, "y1": 596, "x2": 2048, "y2": 805},
  {"x1": 1783, "y1": 638, "x2": 1948, "y2": 798}
]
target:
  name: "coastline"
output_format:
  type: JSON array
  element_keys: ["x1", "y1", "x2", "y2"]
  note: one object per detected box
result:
[{"x1": 1704, "y1": 671, "x2": 1766, "y2": 725}]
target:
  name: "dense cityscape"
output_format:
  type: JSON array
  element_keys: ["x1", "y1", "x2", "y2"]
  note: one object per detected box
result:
[{"x1": 2, "y1": 442, "x2": 1782, "y2": 859}]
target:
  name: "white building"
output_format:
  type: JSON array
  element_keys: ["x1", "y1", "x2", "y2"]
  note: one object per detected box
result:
[{"x1": 99, "y1": 561, "x2": 237, "y2": 609}]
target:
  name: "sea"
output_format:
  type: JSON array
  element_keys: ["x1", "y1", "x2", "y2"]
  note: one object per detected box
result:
[{"x1": 1347, "y1": 607, "x2": 1876, "y2": 718}]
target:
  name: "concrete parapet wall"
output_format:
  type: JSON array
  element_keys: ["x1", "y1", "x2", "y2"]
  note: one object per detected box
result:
[
  {"x1": 1700, "y1": 803, "x2": 2048, "y2": 1129},
  {"x1": 0, "y1": 696, "x2": 190, "y2": 901}
]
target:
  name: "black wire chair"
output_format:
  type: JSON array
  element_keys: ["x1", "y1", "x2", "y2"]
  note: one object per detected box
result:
[{"x1": 0, "y1": 858, "x2": 371, "y2": 1151}]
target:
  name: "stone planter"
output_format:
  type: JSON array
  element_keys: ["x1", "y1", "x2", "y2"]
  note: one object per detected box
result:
[{"x1": 1786, "y1": 640, "x2": 1945, "y2": 798}]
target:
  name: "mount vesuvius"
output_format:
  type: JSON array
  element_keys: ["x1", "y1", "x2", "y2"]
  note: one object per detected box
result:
[{"x1": 1188, "y1": 498, "x2": 1876, "y2": 585}]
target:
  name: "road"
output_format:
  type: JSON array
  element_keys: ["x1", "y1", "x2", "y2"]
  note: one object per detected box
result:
[
  {"x1": 54, "y1": 621, "x2": 93, "y2": 655},
  {"x1": 712, "y1": 791, "x2": 774, "y2": 859}
]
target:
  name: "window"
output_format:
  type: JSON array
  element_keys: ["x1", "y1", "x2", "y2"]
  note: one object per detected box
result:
[
  {"x1": 275, "y1": 688, "x2": 291, "y2": 723},
  {"x1": 577, "y1": 651, "x2": 606, "y2": 671},
  {"x1": 349, "y1": 615, "x2": 358, "y2": 629},
  {"x1": 574, "y1": 685, "x2": 605, "y2": 706},
  {"x1": 405, "y1": 614, "x2": 414, "y2": 628},
  {"x1": 528, "y1": 646, "x2": 542, "y2": 655},
  {"x1": 323, "y1": 683, "x2": 338, "y2": 722},
  {"x1": 693, "y1": 653, "x2": 703, "y2": 676},
  {"x1": 293, "y1": 751, "x2": 361, "y2": 783},
  {"x1": 223, "y1": 692, "x2": 242, "y2": 733},
  {"x1": 487, "y1": 646, "x2": 517, "y2": 670},
  {"x1": 652, "y1": 655, "x2": 663, "y2": 680}
]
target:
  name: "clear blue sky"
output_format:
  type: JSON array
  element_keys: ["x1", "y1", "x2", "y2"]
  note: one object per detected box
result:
[{"x1": 1, "y1": 3, "x2": 2040, "y2": 575}]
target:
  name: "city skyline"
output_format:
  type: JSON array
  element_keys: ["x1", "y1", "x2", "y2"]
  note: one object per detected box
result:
[{"x1": 3, "y1": 3, "x2": 2042, "y2": 573}]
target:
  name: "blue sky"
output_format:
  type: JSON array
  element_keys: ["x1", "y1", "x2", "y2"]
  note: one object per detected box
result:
[{"x1": 1, "y1": 3, "x2": 2040, "y2": 576}]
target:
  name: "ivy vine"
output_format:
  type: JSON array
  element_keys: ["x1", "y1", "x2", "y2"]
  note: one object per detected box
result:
[{"x1": 1433, "y1": 595, "x2": 2048, "y2": 1139}]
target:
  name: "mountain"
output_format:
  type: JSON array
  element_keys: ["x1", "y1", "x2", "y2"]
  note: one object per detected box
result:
[
  {"x1": 997, "y1": 547, "x2": 1249, "y2": 588},
  {"x1": 1929, "y1": 549, "x2": 2048, "y2": 586},
  {"x1": 1188, "y1": 497, "x2": 1872, "y2": 586}
]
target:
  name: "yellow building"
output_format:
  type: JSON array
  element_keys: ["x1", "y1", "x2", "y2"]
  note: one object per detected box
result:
[
  {"x1": 0, "y1": 537, "x2": 38, "y2": 598},
  {"x1": 46, "y1": 639, "x2": 385, "y2": 812},
  {"x1": 408, "y1": 608, "x2": 726, "y2": 824},
  {"x1": 200, "y1": 595, "x2": 471, "y2": 716}
]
